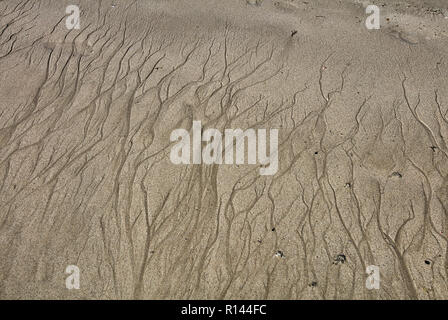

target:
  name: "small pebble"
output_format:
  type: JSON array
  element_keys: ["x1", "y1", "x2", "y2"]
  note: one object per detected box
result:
[
  {"x1": 275, "y1": 250, "x2": 285, "y2": 258},
  {"x1": 334, "y1": 254, "x2": 347, "y2": 264}
]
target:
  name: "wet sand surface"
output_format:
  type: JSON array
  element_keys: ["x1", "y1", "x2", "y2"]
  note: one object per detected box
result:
[{"x1": 0, "y1": 0, "x2": 447, "y2": 299}]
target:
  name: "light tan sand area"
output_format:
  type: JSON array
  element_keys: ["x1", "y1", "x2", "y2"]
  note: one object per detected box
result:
[{"x1": 0, "y1": 0, "x2": 447, "y2": 299}]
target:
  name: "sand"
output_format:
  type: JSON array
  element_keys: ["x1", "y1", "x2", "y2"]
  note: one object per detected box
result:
[{"x1": 0, "y1": 0, "x2": 447, "y2": 299}]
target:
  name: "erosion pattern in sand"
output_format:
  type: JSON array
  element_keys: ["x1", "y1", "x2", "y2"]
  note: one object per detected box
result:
[{"x1": 0, "y1": 0, "x2": 447, "y2": 299}]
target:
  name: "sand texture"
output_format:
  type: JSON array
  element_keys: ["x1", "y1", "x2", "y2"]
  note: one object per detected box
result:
[{"x1": 0, "y1": 0, "x2": 448, "y2": 299}]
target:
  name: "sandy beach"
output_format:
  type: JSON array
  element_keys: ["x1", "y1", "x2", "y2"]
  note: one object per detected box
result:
[{"x1": 0, "y1": 0, "x2": 447, "y2": 299}]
